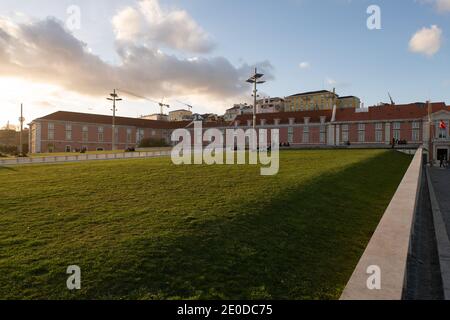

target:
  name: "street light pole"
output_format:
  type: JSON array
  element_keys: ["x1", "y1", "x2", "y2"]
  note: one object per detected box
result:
[
  {"x1": 107, "y1": 89, "x2": 122, "y2": 151},
  {"x1": 19, "y1": 103, "x2": 24, "y2": 155},
  {"x1": 246, "y1": 68, "x2": 266, "y2": 133}
]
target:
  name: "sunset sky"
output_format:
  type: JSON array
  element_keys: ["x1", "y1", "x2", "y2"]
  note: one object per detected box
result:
[{"x1": 1, "y1": 0, "x2": 450, "y2": 128}]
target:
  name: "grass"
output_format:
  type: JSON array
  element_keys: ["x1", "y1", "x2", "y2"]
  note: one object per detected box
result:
[{"x1": 0, "y1": 149, "x2": 412, "y2": 300}]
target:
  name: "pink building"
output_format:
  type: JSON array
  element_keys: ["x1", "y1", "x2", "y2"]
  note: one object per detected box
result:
[{"x1": 29, "y1": 103, "x2": 450, "y2": 162}]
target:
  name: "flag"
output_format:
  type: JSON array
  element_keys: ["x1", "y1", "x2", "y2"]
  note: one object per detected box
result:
[{"x1": 440, "y1": 120, "x2": 447, "y2": 130}]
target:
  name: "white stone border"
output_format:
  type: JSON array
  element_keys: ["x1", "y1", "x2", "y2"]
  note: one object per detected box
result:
[
  {"x1": 341, "y1": 148, "x2": 423, "y2": 300},
  {"x1": 0, "y1": 151, "x2": 171, "y2": 166}
]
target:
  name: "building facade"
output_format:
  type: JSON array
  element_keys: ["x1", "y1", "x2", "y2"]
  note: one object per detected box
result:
[
  {"x1": 169, "y1": 109, "x2": 193, "y2": 122},
  {"x1": 29, "y1": 103, "x2": 450, "y2": 162},
  {"x1": 285, "y1": 90, "x2": 361, "y2": 112},
  {"x1": 256, "y1": 97, "x2": 285, "y2": 114}
]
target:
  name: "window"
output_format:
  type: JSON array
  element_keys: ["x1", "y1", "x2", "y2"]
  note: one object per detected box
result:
[
  {"x1": 320, "y1": 125, "x2": 326, "y2": 143},
  {"x1": 412, "y1": 122, "x2": 420, "y2": 129},
  {"x1": 358, "y1": 131, "x2": 365, "y2": 143},
  {"x1": 65, "y1": 145, "x2": 71, "y2": 153},
  {"x1": 393, "y1": 130, "x2": 401, "y2": 141},
  {"x1": 375, "y1": 123, "x2": 383, "y2": 142},
  {"x1": 98, "y1": 127, "x2": 104, "y2": 142},
  {"x1": 82, "y1": 126, "x2": 89, "y2": 142},
  {"x1": 152, "y1": 130, "x2": 156, "y2": 136},
  {"x1": 48, "y1": 123, "x2": 55, "y2": 140},
  {"x1": 65, "y1": 124, "x2": 72, "y2": 140},
  {"x1": 358, "y1": 123, "x2": 365, "y2": 143},
  {"x1": 437, "y1": 121, "x2": 448, "y2": 139},
  {"x1": 288, "y1": 127, "x2": 294, "y2": 143},
  {"x1": 127, "y1": 128, "x2": 132, "y2": 143},
  {"x1": 412, "y1": 130, "x2": 420, "y2": 142},
  {"x1": 136, "y1": 128, "x2": 145, "y2": 144},
  {"x1": 302, "y1": 132, "x2": 309, "y2": 143},
  {"x1": 342, "y1": 125, "x2": 349, "y2": 142},
  {"x1": 392, "y1": 122, "x2": 401, "y2": 141},
  {"x1": 376, "y1": 131, "x2": 383, "y2": 142}
]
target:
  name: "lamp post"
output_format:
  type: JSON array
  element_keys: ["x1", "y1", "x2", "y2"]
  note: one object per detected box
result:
[
  {"x1": 246, "y1": 68, "x2": 266, "y2": 133},
  {"x1": 107, "y1": 89, "x2": 122, "y2": 151},
  {"x1": 18, "y1": 103, "x2": 25, "y2": 155}
]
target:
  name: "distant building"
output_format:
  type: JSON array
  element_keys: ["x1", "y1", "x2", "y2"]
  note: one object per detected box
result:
[
  {"x1": 169, "y1": 109, "x2": 193, "y2": 122},
  {"x1": 285, "y1": 90, "x2": 361, "y2": 112},
  {"x1": 224, "y1": 103, "x2": 251, "y2": 121},
  {"x1": 338, "y1": 96, "x2": 361, "y2": 109},
  {"x1": 256, "y1": 97, "x2": 285, "y2": 114},
  {"x1": 285, "y1": 90, "x2": 338, "y2": 112},
  {"x1": 0, "y1": 128, "x2": 29, "y2": 149},
  {"x1": 140, "y1": 114, "x2": 169, "y2": 121}
]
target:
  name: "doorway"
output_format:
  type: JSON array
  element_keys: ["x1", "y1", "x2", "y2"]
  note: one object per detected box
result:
[{"x1": 437, "y1": 148, "x2": 448, "y2": 161}]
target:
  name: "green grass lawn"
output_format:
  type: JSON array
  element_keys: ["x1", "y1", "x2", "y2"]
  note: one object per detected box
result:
[{"x1": 0, "y1": 150, "x2": 412, "y2": 300}]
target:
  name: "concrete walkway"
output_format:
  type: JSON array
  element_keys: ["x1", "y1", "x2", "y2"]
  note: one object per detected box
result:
[
  {"x1": 430, "y1": 168, "x2": 450, "y2": 237},
  {"x1": 428, "y1": 167, "x2": 450, "y2": 299}
]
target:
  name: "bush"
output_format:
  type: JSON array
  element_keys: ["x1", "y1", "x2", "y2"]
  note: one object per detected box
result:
[
  {"x1": 138, "y1": 138, "x2": 169, "y2": 148},
  {"x1": 0, "y1": 145, "x2": 18, "y2": 155}
]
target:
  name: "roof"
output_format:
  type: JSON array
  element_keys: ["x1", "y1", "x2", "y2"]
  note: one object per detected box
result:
[
  {"x1": 36, "y1": 111, "x2": 195, "y2": 129},
  {"x1": 169, "y1": 109, "x2": 192, "y2": 113},
  {"x1": 287, "y1": 90, "x2": 337, "y2": 98},
  {"x1": 338, "y1": 96, "x2": 359, "y2": 100},
  {"x1": 235, "y1": 110, "x2": 332, "y2": 125},
  {"x1": 334, "y1": 102, "x2": 448, "y2": 122}
]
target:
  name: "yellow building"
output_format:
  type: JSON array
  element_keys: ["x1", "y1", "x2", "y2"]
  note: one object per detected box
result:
[
  {"x1": 169, "y1": 109, "x2": 193, "y2": 122},
  {"x1": 285, "y1": 90, "x2": 338, "y2": 112},
  {"x1": 284, "y1": 90, "x2": 360, "y2": 112},
  {"x1": 337, "y1": 96, "x2": 361, "y2": 109}
]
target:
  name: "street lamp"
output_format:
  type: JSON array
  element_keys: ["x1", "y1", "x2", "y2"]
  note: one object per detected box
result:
[
  {"x1": 107, "y1": 89, "x2": 122, "y2": 151},
  {"x1": 246, "y1": 68, "x2": 266, "y2": 133}
]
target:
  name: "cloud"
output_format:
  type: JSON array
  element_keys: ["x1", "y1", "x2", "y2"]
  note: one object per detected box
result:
[
  {"x1": 409, "y1": 25, "x2": 443, "y2": 56},
  {"x1": 112, "y1": 0, "x2": 215, "y2": 53},
  {"x1": 0, "y1": 16, "x2": 273, "y2": 102},
  {"x1": 436, "y1": 0, "x2": 450, "y2": 12},
  {"x1": 299, "y1": 61, "x2": 310, "y2": 69}
]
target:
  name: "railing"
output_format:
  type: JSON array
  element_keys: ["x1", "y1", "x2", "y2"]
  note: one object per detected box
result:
[
  {"x1": 340, "y1": 148, "x2": 423, "y2": 300},
  {"x1": 0, "y1": 151, "x2": 172, "y2": 166}
]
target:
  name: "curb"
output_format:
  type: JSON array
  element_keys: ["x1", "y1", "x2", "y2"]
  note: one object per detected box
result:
[{"x1": 426, "y1": 167, "x2": 450, "y2": 300}]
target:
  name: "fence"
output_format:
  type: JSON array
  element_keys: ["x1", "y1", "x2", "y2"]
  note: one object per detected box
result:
[{"x1": 0, "y1": 151, "x2": 172, "y2": 166}]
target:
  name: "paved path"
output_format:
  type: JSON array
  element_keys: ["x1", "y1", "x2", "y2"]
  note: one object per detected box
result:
[
  {"x1": 430, "y1": 168, "x2": 450, "y2": 239},
  {"x1": 429, "y1": 167, "x2": 450, "y2": 299}
]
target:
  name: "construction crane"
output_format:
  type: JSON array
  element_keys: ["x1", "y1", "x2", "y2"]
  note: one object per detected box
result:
[
  {"x1": 388, "y1": 92, "x2": 395, "y2": 105},
  {"x1": 176, "y1": 100, "x2": 193, "y2": 111},
  {"x1": 117, "y1": 89, "x2": 170, "y2": 115}
]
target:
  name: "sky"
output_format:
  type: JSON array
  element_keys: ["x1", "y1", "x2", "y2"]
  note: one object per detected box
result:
[{"x1": 1, "y1": 0, "x2": 450, "y2": 128}]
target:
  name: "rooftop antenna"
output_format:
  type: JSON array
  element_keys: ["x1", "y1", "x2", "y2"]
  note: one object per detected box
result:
[{"x1": 388, "y1": 92, "x2": 395, "y2": 105}]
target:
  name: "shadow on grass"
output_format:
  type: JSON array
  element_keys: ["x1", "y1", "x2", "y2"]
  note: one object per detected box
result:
[
  {"x1": 0, "y1": 166, "x2": 17, "y2": 171},
  {"x1": 64, "y1": 151, "x2": 412, "y2": 300}
]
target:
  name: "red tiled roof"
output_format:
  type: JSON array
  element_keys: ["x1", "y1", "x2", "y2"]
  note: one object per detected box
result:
[
  {"x1": 36, "y1": 111, "x2": 198, "y2": 129},
  {"x1": 334, "y1": 102, "x2": 448, "y2": 122},
  {"x1": 235, "y1": 110, "x2": 332, "y2": 125}
]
